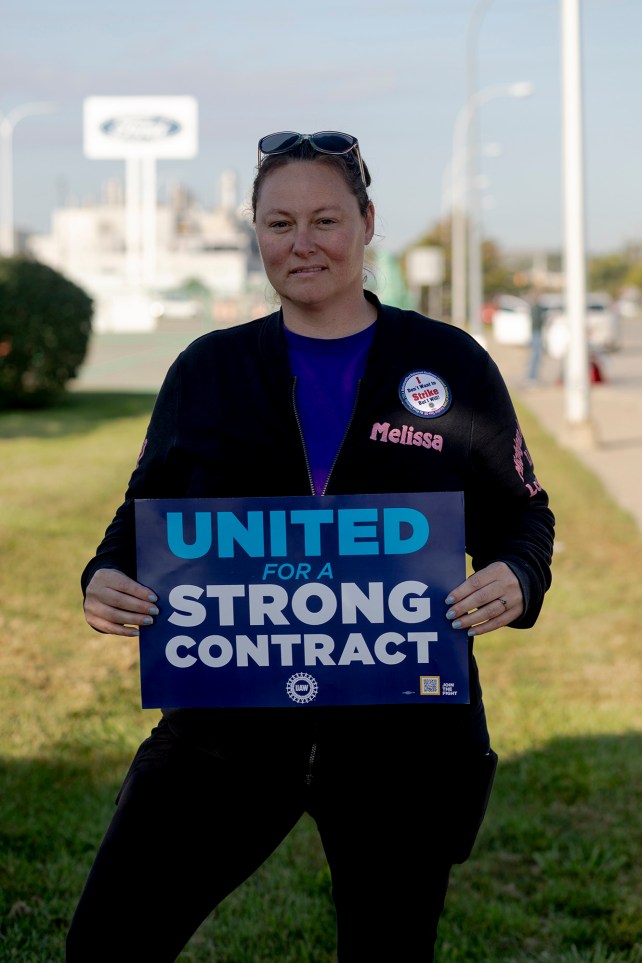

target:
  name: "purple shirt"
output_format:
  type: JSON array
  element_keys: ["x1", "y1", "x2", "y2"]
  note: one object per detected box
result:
[{"x1": 284, "y1": 322, "x2": 376, "y2": 494}]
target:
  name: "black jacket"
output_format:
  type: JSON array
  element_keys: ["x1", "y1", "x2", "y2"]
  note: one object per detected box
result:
[{"x1": 83, "y1": 292, "x2": 554, "y2": 628}]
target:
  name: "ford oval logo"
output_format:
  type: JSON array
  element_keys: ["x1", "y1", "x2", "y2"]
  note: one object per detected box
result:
[{"x1": 100, "y1": 115, "x2": 181, "y2": 143}]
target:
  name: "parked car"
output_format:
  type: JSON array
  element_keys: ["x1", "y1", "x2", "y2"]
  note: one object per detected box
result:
[
  {"x1": 150, "y1": 290, "x2": 201, "y2": 322},
  {"x1": 586, "y1": 292, "x2": 621, "y2": 351},
  {"x1": 491, "y1": 295, "x2": 532, "y2": 346},
  {"x1": 543, "y1": 292, "x2": 621, "y2": 358},
  {"x1": 615, "y1": 286, "x2": 641, "y2": 319}
]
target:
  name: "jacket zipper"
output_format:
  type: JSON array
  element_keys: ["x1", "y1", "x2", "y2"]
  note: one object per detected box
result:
[
  {"x1": 292, "y1": 377, "x2": 363, "y2": 496},
  {"x1": 322, "y1": 379, "x2": 363, "y2": 495},
  {"x1": 292, "y1": 376, "x2": 315, "y2": 495},
  {"x1": 305, "y1": 741, "x2": 318, "y2": 786}
]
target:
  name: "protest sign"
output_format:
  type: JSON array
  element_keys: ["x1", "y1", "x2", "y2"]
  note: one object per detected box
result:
[{"x1": 135, "y1": 491, "x2": 468, "y2": 708}]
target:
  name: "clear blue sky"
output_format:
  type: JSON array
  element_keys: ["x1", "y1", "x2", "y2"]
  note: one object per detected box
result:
[{"x1": 1, "y1": 0, "x2": 640, "y2": 256}]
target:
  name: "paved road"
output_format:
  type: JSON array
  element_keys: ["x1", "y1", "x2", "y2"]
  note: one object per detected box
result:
[
  {"x1": 73, "y1": 321, "x2": 209, "y2": 393},
  {"x1": 72, "y1": 315, "x2": 642, "y2": 533}
]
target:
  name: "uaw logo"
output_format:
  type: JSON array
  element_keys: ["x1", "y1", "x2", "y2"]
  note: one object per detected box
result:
[
  {"x1": 286, "y1": 672, "x2": 319, "y2": 705},
  {"x1": 100, "y1": 116, "x2": 181, "y2": 143},
  {"x1": 399, "y1": 370, "x2": 452, "y2": 419}
]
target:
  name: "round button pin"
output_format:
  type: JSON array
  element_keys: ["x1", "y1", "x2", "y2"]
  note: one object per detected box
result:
[{"x1": 399, "y1": 370, "x2": 452, "y2": 419}]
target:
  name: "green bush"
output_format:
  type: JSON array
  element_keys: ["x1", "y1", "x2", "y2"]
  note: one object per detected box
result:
[{"x1": 0, "y1": 257, "x2": 93, "y2": 408}]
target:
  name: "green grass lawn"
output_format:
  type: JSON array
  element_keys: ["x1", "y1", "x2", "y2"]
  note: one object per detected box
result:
[{"x1": 0, "y1": 390, "x2": 641, "y2": 962}]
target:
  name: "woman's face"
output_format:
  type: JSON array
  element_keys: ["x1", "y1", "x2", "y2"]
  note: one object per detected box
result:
[{"x1": 254, "y1": 160, "x2": 375, "y2": 313}]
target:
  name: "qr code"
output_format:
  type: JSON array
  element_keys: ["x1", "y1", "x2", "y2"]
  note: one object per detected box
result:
[{"x1": 420, "y1": 676, "x2": 440, "y2": 696}]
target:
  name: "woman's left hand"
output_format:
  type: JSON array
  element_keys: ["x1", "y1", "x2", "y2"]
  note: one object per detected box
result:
[{"x1": 444, "y1": 561, "x2": 524, "y2": 637}]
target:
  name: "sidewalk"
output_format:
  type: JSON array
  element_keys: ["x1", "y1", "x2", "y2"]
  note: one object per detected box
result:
[{"x1": 486, "y1": 326, "x2": 642, "y2": 533}]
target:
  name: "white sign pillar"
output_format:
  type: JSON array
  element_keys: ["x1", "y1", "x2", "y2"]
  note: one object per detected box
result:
[
  {"x1": 142, "y1": 157, "x2": 157, "y2": 287},
  {"x1": 125, "y1": 157, "x2": 142, "y2": 286}
]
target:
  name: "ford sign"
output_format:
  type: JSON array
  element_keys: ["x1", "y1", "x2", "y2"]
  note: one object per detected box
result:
[
  {"x1": 100, "y1": 115, "x2": 181, "y2": 143},
  {"x1": 84, "y1": 96, "x2": 198, "y2": 158}
]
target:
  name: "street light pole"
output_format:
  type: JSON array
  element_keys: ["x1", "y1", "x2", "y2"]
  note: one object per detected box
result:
[
  {"x1": 450, "y1": 113, "x2": 469, "y2": 328},
  {"x1": 468, "y1": 81, "x2": 533, "y2": 344},
  {"x1": 449, "y1": 0, "x2": 494, "y2": 330},
  {"x1": 0, "y1": 102, "x2": 56, "y2": 257},
  {"x1": 451, "y1": 83, "x2": 533, "y2": 334},
  {"x1": 465, "y1": 0, "x2": 493, "y2": 338}
]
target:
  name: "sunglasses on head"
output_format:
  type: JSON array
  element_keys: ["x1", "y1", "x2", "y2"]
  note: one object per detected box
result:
[{"x1": 257, "y1": 131, "x2": 366, "y2": 188}]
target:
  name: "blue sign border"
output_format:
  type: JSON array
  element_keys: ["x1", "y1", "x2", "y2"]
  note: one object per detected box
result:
[{"x1": 135, "y1": 492, "x2": 469, "y2": 708}]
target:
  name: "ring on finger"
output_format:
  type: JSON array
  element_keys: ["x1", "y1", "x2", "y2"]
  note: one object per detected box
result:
[{"x1": 499, "y1": 598, "x2": 508, "y2": 609}]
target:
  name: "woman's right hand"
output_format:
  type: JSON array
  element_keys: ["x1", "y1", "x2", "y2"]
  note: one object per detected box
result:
[{"x1": 84, "y1": 569, "x2": 159, "y2": 636}]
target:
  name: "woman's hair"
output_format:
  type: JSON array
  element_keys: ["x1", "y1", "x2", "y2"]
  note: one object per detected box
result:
[{"x1": 251, "y1": 139, "x2": 372, "y2": 221}]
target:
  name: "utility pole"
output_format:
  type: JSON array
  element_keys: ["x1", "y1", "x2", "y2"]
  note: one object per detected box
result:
[{"x1": 561, "y1": 0, "x2": 593, "y2": 443}]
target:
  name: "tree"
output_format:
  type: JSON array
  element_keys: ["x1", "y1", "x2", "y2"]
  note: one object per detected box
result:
[
  {"x1": 0, "y1": 258, "x2": 93, "y2": 408},
  {"x1": 588, "y1": 253, "x2": 632, "y2": 297},
  {"x1": 624, "y1": 262, "x2": 642, "y2": 291},
  {"x1": 481, "y1": 239, "x2": 521, "y2": 301}
]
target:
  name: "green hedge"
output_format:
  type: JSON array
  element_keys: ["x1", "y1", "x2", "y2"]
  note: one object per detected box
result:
[{"x1": 0, "y1": 257, "x2": 93, "y2": 407}]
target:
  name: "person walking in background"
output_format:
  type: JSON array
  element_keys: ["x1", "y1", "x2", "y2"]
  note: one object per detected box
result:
[
  {"x1": 67, "y1": 130, "x2": 555, "y2": 962},
  {"x1": 525, "y1": 287, "x2": 547, "y2": 385}
]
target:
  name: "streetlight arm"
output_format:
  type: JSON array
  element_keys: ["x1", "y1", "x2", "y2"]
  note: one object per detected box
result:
[
  {"x1": 0, "y1": 102, "x2": 56, "y2": 257},
  {"x1": 1, "y1": 102, "x2": 57, "y2": 128}
]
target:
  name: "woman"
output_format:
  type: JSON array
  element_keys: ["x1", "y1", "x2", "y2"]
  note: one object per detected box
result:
[{"x1": 67, "y1": 131, "x2": 554, "y2": 962}]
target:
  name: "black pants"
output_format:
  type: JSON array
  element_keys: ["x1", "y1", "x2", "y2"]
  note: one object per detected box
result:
[{"x1": 67, "y1": 706, "x2": 492, "y2": 962}]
